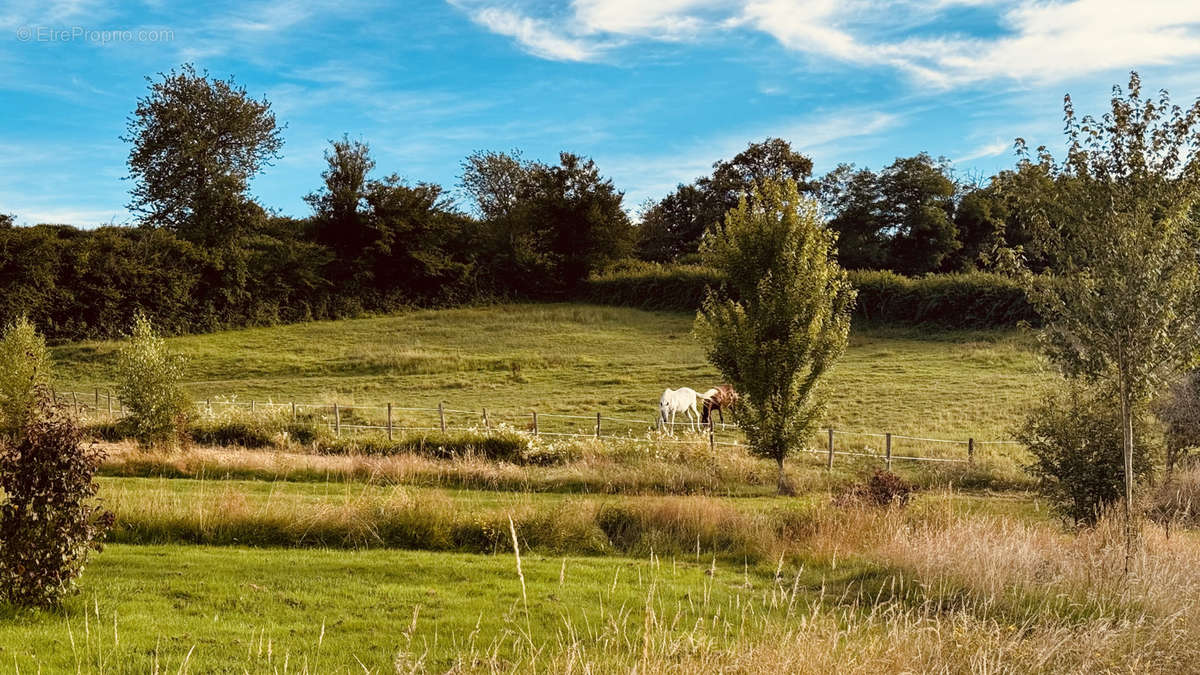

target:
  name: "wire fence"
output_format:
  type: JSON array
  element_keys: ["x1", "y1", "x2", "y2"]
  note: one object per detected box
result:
[{"x1": 53, "y1": 388, "x2": 1023, "y2": 468}]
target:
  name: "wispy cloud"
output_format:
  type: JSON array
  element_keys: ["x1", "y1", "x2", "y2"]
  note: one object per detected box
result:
[
  {"x1": 952, "y1": 139, "x2": 1009, "y2": 164},
  {"x1": 457, "y1": 0, "x2": 1200, "y2": 88},
  {"x1": 462, "y1": 6, "x2": 610, "y2": 61}
]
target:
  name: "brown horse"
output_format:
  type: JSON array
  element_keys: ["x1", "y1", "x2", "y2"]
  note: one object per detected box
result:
[{"x1": 699, "y1": 385, "x2": 738, "y2": 425}]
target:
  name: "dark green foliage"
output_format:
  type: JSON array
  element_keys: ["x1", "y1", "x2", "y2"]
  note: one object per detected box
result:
[
  {"x1": 635, "y1": 138, "x2": 814, "y2": 263},
  {"x1": 1016, "y1": 386, "x2": 1155, "y2": 526},
  {"x1": 1157, "y1": 370, "x2": 1200, "y2": 475},
  {"x1": 0, "y1": 388, "x2": 113, "y2": 607},
  {"x1": 879, "y1": 154, "x2": 960, "y2": 275},
  {"x1": 849, "y1": 270, "x2": 1039, "y2": 327},
  {"x1": 636, "y1": 184, "x2": 708, "y2": 262},
  {"x1": 817, "y1": 164, "x2": 889, "y2": 269},
  {"x1": 463, "y1": 151, "x2": 634, "y2": 297},
  {"x1": 581, "y1": 262, "x2": 1039, "y2": 328},
  {"x1": 820, "y1": 154, "x2": 960, "y2": 275},
  {"x1": 579, "y1": 261, "x2": 722, "y2": 311}
]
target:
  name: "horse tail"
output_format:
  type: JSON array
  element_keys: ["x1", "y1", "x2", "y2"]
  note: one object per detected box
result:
[{"x1": 699, "y1": 388, "x2": 718, "y2": 400}]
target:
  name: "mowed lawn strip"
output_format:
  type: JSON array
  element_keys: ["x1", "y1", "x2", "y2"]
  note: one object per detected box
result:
[
  {"x1": 52, "y1": 303, "x2": 1049, "y2": 440},
  {"x1": 0, "y1": 544, "x2": 832, "y2": 673}
]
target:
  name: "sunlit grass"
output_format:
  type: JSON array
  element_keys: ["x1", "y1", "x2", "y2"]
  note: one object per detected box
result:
[{"x1": 52, "y1": 303, "x2": 1049, "y2": 441}]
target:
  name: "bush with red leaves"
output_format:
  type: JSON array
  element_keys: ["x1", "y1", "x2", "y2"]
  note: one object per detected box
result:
[{"x1": 0, "y1": 387, "x2": 114, "y2": 607}]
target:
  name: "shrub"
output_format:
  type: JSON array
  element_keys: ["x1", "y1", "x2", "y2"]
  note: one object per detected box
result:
[
  {"x1": 1156, "y1": 370, "x2": 1200, "y2": 475},
  {"x1": 580, "y1": 261, "x2": 1041, "y2": 328},
  {"x1": 0, "y1": 316, "x2": 50, "y2": 437},
  {"x1": 580, "y1": 261, "x2": 721, "y2": 311},
  {"x1": 1145, "y1": 464, "x2": 1200, "y2": 532},
  {"x1": 312, "y1": 427, "x2": 568, "y2": 464},
  {"x1": 1016, "y1": 385, "x2": 1156, "y2": 526},
  {"x1": 115, "y1": 314, "x2": 190, "y2": 446},
  {"x1": 834, "y1": 469, "x2": 915, "y2": 508},
  {"x1": 0, "y1": 388, "x2": 113, "y2": 607},
  {"x1": 849, "y1": 269, "x2": 1040, "y2": 328}
]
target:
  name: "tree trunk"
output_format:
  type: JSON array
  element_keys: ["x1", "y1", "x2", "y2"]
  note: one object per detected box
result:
[
  {"x1": 1120, "y1": 372, "x2": 1135, "y2": 577},
  {"x1": 776, "y1": 455, "x2": 786, "y2": 495}
]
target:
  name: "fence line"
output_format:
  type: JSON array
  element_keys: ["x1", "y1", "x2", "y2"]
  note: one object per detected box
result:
[{"x1": 59, "y1": 390, "x2": 1020, "y2": 468}]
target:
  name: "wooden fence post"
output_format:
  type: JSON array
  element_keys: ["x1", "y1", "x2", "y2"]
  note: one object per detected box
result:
[
  {"x1": 482, "y1": 407, "x2": 489, "y2": 430},
  {"x1": 968, "y1": 438, "x2": 975, "y2": 466},
  {"x1": 291, "y1": 401, "x2": 296, "y2": 421},
  {"x1": 595, "y1": 412, "x2": 601, "y2": 438},
  {"x1": 827, "y1": 428, "x2": 834, "y2": 470},
  {"x1": 334, "y1": 403, "x2": 340, "y2": 437},
  {"x1": 94, "y1": 388, "x2": 100, "y2": 409},
  {"x1": 387, "y1": 402, "x2": 393, "y2": 441},
  {"x1": 708, "y1": 418, "x2": 715, "y2": 452},
  {"x1": 439, "y1": 402, "x2": 446, "y2": 433},
  {"x1": 885, "y1": 432, "x2": 892, "y2": 471},
  {"x1": 251, "y1": 400, "x2": 256, "y2": 413},
  {"x1": 107, "y1": 391, "x2": 113, "y2": 420},
  {"x1": 71, "y1": 391, "x2": 79, "y2": 416},
  {"x1": 532, "y1": 411, "x2": 538, "y2": 436}
]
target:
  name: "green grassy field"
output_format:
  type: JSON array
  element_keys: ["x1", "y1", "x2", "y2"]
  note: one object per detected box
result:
[
  {"x1": 54, "y1": 303, "x2": 1049, "y2": 441},
  {"x1": 1, "y1": 544, "x2": 792, "y2": 672},
  {"x1": 16, "y1": 304, "x2": 1167, "y2": 673}
]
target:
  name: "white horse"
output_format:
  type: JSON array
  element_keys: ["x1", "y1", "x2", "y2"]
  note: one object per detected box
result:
[{"x1": 658, "y1": 387, "x2": 709, "y2": 434}]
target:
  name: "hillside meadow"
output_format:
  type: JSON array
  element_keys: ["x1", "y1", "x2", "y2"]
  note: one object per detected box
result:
[
  {"x1": 52, "y1": 303, "x2": 1048, "y2": 442},
  {"x1": 1, "y1": 303, "x2": 1127, "y2": 673}
]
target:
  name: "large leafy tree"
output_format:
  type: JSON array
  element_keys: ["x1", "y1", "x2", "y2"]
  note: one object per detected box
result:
[
  {"x1": 636, "y1": 185, "x2": 707, "y2": 262},
  {"x1": 695, "y1": 179, "x2": 856, "y2": 493},
  {"x1": 305, "y1": 135, "x2": 374, "y2": 263},
  {"x1": 637, "y1": 138, "x2": 814, "y2": 262},
  {"x1": 461, "y1": 151, "x2": 633, "y2": 296},
  {"x1": 307, "y1": 138, "x2": 474, "y2": 302},
  {"x1": 123, "y1": 64, "x2": 283, "y2": 246},
  {"x1": 878, "y1": 153, "x2": 959, "y2": 275},
  {"x1": 818, "y1": 154, "x2": 959, "y2": 274},
  {"x1": 818, "y1": 164, "x2": 888, "y2": 269},
  {"x1": 1014, "y1": 73, "x2": 1200, "y2": 567}
]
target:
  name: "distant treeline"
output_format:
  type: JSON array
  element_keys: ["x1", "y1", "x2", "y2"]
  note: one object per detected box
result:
[{"x1": 0, "y1": 65, "x2": 1051, "y2": 339}]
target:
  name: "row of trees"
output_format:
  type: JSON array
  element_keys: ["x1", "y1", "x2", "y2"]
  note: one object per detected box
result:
[
  {"x1": 638, "y1": 141, "x2": 1061, "y2": 276},
  {"x1": 0, "y1": 62, "x2": 1123, "y2": 341},
  {"x1": 0, "y1": 65, "x2": 638, "y2": 338}
]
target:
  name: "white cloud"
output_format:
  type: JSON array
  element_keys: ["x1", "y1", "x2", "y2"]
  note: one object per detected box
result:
[
  {"x1": 455, "y1": 0, "x2": 1200, "y2": 88},
  {"x1": 951, "y1": 139, "x2": 1009, "y2": 163},
  {"x1": 467, "y1": 6, "x2": 610, "y2": 61}
]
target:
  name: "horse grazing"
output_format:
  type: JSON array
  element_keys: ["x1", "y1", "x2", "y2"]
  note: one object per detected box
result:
[
  {"x1": 700, "y1": 385, "x2": 739, "y2": 425},
  {"x1": 658, "y1": 387, "x2": 707, "y2": 434}
]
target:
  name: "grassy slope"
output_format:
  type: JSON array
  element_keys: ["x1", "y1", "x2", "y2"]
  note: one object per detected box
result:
[
  {"x1": 53, "y1": 303, "x2": 1048, "y2": 441},
  {"x1": 0, "y1": 305, "x2": 1079, "y2": 672}
]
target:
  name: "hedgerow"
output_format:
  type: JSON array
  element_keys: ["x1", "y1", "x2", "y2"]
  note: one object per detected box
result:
[{"x1": 581, "y1": 262, "x2": 1042, "y2": 329}]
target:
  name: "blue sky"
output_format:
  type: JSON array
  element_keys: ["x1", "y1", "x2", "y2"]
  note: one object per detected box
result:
[{"x1": 4, "y1": 0, "x2": 1200, "y2": 226}]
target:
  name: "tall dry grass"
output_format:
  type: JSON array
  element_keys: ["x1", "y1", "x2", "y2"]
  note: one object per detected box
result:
[{"x1": 36, "y1": 486, "x2": 1200, "y2": 673}]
